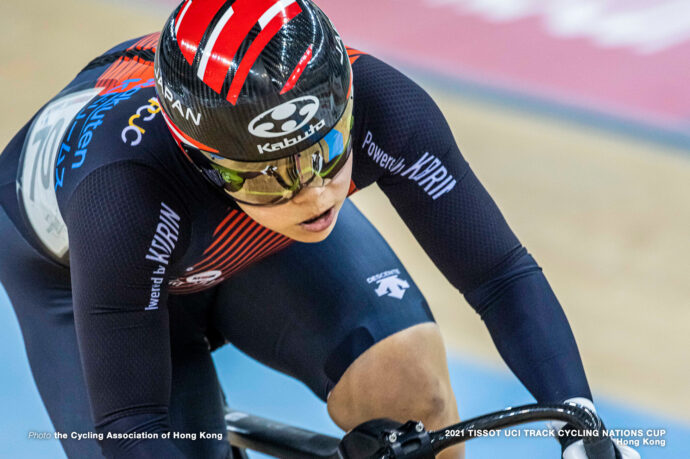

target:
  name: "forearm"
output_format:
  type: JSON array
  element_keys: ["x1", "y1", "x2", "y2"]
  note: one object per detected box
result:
[{"x1": 465, "y1": 248, "x2": 592, "y2": 403}]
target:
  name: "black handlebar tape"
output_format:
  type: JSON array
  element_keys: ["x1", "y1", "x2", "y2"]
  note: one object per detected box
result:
[{"x1": 583, "y1": 437, "x2": 617, "y2": 459}]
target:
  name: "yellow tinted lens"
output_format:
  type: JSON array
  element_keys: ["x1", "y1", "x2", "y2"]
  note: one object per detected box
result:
[{"x1": 201, "y1": 95, "x2": 354, "y2": 204}]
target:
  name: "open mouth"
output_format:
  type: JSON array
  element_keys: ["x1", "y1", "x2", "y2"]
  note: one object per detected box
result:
[
  {"x1": 302, "y1": 208, "x2": 331, "y2": 224},
  {"x1": 299, "y1": 207, "x2": 336, "y2": 232}
]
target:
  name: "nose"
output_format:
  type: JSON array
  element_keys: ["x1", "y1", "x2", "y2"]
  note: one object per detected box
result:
[{"x1": 291, "y1": 181, "x2": 327, "y2": 205}]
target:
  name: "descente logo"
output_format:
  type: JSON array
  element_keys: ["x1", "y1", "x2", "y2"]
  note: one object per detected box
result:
[{"x1": 366, "y1": 269, "x2": 410, "y2": 300}]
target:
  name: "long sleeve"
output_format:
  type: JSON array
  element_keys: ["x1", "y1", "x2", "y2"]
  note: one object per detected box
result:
[
  {"x1": 350, "y1": 53, "x2": 592, "y2": 403},
  {"x1": 63, "y1": 162, "x2": 190, "y2": 456}
]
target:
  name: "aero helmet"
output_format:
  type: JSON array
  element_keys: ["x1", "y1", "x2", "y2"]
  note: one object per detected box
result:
[{"x1": 155, "y1": 0, "x2": 354, "y2": 205}]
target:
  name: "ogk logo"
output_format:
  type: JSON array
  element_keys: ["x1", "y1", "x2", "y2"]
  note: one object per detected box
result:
[
  {"x1": 367, "y1": 269, "x2": 410, "y2": 300},
  {"x1": 248, "y1": 96, "x2": 319, "y2": 138}
]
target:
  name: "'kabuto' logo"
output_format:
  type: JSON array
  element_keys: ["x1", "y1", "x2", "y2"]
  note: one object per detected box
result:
[{"x1": 248, "y1": 96, "x2": 319, "y2": 139}]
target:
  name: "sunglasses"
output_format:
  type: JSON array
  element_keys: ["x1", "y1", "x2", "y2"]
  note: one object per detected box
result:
[{"x1": 186, "y1": 95, "x2": 354, "y2": 206}]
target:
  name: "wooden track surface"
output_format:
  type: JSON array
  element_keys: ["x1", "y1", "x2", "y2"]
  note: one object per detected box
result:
[{"x1": 1, "y1": 0, "x2": 687, "y2": 420}]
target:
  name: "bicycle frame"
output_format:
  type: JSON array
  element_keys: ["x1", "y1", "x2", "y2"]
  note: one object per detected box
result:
[{"x1": 225, "y1": 410, "x2": 340, "y2": 458}]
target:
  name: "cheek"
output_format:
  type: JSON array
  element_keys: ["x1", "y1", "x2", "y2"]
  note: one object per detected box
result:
[
  {"x1": 332, "y1": 156, "x2": 354, "y2": 198},
  {"x1": 238, "y1": 205, "x2": 294, "y2": 232}
]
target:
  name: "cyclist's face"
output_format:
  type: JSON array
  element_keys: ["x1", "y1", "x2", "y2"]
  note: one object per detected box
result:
[{"x1": 236, "y1": 153, "x2": 354, "y2": 242}]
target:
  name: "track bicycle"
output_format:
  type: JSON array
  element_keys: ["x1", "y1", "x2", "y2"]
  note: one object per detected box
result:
[{"x1": 225, "y1": 402, "x2": 618, "y2": 458}]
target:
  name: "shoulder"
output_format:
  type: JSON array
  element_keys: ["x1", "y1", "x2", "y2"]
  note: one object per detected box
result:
[
  {"x1": 348, "y1": 48, "x2": 447, "y2": 147},
  {"x1": 54, "y1": 83, "x2": 176, "y2": 203},
  {"x1": 347, "y1": 49, "x2": 455, "y2": 188},
  {"x1": 348, "y1": 48, "x2": 422, "y2": 95},
  {"x1": 48, "y1": 33, "x2": 173, "y2": 205},
  {"x1": 52, "y1": 83, "x2": 188, "y2": 238},
  {"x1": 349, "y1": 49, "x2": 427, "y2": 111}
]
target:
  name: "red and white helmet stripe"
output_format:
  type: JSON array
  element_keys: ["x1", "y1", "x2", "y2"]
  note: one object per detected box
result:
[{"x1": 174, "y1": 0, "x2": 304, "y2": 105}]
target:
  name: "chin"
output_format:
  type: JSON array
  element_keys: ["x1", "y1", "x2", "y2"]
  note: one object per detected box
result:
[{"x1": 291, "y1": 223, "x2": 337, "y2": 243}]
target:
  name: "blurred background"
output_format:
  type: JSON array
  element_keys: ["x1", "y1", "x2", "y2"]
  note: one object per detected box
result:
[{"x1": 1, "y1": 0, "x2": 688, "y2": 457}]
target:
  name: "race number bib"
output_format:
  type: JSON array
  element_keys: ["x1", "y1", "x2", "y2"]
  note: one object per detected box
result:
[{"x1": 18, "y1": 87, "x2": 101, "y2": 264}]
